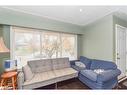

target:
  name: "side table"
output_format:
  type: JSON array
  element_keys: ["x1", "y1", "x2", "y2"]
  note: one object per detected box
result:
[{"x1": 0, "y1": 71, "x2": 17, "y2": 90}]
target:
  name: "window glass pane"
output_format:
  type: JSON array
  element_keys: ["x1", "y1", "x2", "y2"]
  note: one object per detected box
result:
[
  {"x1": 14, "y1": 30, "x2": 40, "y2": 66},
  {"x1": 61, "y1": 34, "x2": 77, "y2": 60},
  {"x1": 41, "y1": 32, "x2": 61, "y2": 58},
  {"x1": 31, "y1": 33, "x2": 41, "y2": 58}
]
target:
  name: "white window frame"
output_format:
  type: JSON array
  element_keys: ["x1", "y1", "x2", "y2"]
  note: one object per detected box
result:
[{"x1": 10, "y1": 26, "x2": 78, "y2": 60}]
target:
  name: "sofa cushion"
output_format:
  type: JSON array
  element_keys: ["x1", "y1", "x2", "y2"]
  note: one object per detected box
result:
[
  {"x1": 28, "y1": 59, "x2": 52, "y2": 73},
  {"x1": 80, "y1": 70, "x2": 97, "y2": 82},
  {"x1": 23, "y1": 68, "x2": 78, "y2": 89},
  {"x1": 53, "y1": 68, "x2": 78, "y2": 82},
  {"x1": 80, "y1": 56, "x2": 91, "y2": 69},
  {"x1": 93, "y1": 69, "x2": 105, "y2": 74},
  {"x1": 54, "y1": 68, "x2": 78, "y2": 77},
  {"x1": 23, "y1": 71, "x2": 56, "y2": 86},
  {"x1": 52, "y1": 57, "x2": 70, "y2": 70},
  {"x1": 75, "y1": 61, "x2": 86, "y2": 68},
  {"x1": 23, "y1": 65, "x2": 34, "y2": 81}
]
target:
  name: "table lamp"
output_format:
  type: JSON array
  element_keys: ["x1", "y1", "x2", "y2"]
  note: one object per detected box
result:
[{"x1": 0, "y1": 37, "x2": 9, "y2": 53}]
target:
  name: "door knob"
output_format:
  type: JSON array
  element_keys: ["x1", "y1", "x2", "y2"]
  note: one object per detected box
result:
[{"x1": 117, "y1": 57, "x2": 120, "y2": 59}]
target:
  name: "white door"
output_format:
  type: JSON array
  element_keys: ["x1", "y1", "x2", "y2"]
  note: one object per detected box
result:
[{"x1": 116, "y1": 24, "x2": 126, "y2": 79}]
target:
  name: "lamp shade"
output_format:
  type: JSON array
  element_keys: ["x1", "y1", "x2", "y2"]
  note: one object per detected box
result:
[{"x1": 0, "y1": 37, "x2": 9, "y2": 53}]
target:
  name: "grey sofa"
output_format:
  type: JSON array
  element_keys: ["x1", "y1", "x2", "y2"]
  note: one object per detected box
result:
[{"x1": 18, "y1": 57, "x2": 78, "y2": 89}]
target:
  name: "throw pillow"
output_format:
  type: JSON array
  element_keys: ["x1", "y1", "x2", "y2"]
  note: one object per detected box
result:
[
  {"x1": 93, "y1": 69, "x2": 104, "y2": 74},
  {"x1": 75, "y1": 61, "x2": 86, "y2": 68},
  {"x1": 23, "y1": 65, "x2": 34, "y2": 81}
]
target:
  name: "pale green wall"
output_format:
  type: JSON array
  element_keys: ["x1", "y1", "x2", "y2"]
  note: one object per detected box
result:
[
  {"x1": 77, "y1": 34, "x2": 83, "y2": 59},
  {"x1": 113, "y1": 15, "x2": 127, "y2": 28},
  {"x1": 81, "y1": 15, "x2": 114, "y2": 61},
  {"x1": 0, "y1": 26, "x2": 3, "y2": 73},
  {"x1": 0, "y1": 25, "x2": 10, "y2": 74},
  {"x1": 0, "y1": 25, "x2": 2, "y2": 35}
]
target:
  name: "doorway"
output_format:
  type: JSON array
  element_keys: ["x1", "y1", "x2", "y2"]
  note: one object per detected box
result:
[{"x1": 115, "y1": 24, "x2": 127, "y2": 79}]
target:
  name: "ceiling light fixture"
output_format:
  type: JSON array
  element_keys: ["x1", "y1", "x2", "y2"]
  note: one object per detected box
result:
[{"x1": 79, "y1": 9, "x2": 83, "y2": 12}]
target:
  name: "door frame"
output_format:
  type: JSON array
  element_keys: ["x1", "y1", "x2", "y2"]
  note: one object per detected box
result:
[{"x1": 115, "y1": 24, "x2": 127, "y2": 77}]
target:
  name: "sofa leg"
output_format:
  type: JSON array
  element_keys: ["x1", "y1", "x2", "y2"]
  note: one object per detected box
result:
[{"x1": 55, "y1": 83, "x2": 57, "y2": 89}]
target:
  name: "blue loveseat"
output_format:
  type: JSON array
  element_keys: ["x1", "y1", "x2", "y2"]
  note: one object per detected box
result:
[{"x1": 70, "y1": 56, "x2": 121, "y2": 89}]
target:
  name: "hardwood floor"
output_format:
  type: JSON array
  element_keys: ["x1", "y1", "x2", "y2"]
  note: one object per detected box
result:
[
  {"x1": 57, "y1": 78, "x2": 89, "y2": 89},
  {"x1": 117, "y1": 78, "x2": 127, "y2": 89},
  {"x1": 35, "y1": 78, "x2": 127, "y2": 90}
]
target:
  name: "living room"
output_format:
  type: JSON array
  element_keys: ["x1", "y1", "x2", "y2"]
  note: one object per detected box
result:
[{"x1": 0, "y1": 1, "x2": 127, "y2": 94}]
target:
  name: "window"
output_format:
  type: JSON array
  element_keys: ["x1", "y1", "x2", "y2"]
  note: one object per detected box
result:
[
  {"x1": 41, "y1": 32, "x2": 61, "y2": 58},
  {"x1": 11, "y1": 27, "x2": 77, "y2": 65},
  {"x1": 61, "y1": 34, "x2": 76, "y2": 60}
]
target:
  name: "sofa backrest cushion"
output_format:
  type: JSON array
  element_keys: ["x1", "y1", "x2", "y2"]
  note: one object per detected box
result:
[
  {"x1": 28, "y1": 59, "x2": 52, "y2": 73},
  {"x1": 52, "y1": 57, "x2": 70, "y2": 70},
  {"x1": 79, "y1": 56, "x2": 91, "y2": 69},
  {"x1": 90, "y1": 59, "x2": 117, "y2": 70}
]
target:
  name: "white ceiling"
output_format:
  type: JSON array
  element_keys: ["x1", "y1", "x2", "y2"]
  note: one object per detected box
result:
[{"x1": 1, "y1": 6, "x2": 127, "y2": 26}]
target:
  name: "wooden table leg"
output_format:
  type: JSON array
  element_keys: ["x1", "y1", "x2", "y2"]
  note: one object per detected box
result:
[
  {"x1": 12, "y1": 76, "x2": 15, "y2": 90},
  {"x1": 14, "y1": 75, "x2": 17, "y2": 89},
  {"x1": 1, "y1": 79, "x2": 4, "y2": 87}
]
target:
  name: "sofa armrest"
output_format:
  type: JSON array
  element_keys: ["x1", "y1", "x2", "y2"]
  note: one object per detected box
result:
[
  {"x1": 17, "y1": 71, "x2": 25, "y2": 89},
  {"x1": 70, "y1": 60, "x2": 79, "y2": 66},
  {"x1": 80, "y1": 70, "x2": 97, "y2": 82},
  {"x1": 71, "y1": 65, "x2": 86, "y2": 71},
  {"x1": 97, "y1": 69, "x2": 121, "y2": 82},
  {"x1": 70, "y1": 60, "x2": 86, "y2": 71}
]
